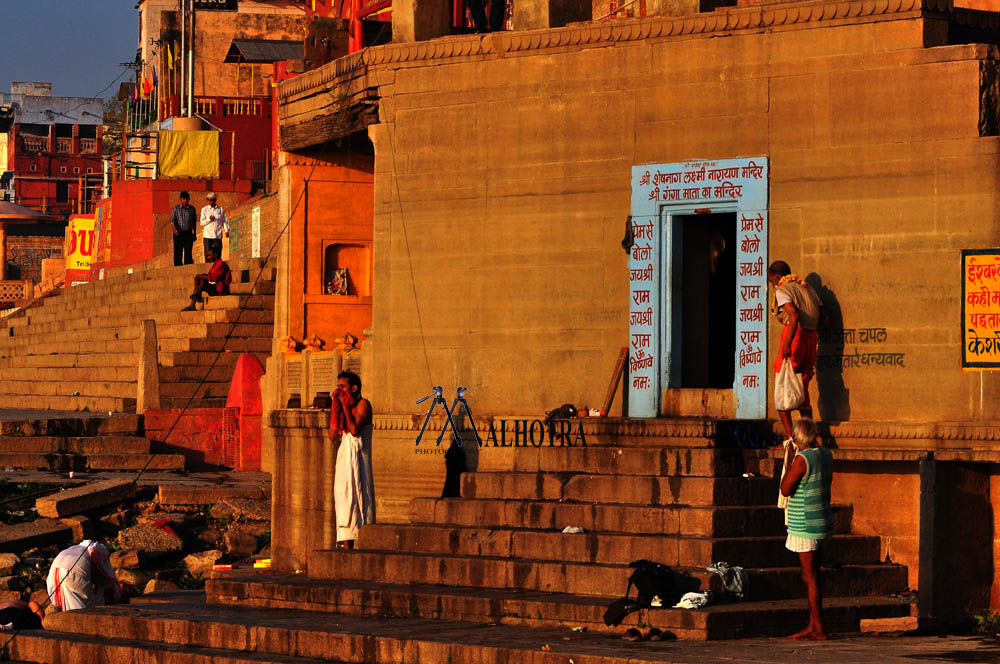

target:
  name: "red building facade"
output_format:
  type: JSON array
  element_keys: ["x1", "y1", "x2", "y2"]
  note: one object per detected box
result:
[{"x1": 0, "y1": 83, "x2": 104, "y2": 218}]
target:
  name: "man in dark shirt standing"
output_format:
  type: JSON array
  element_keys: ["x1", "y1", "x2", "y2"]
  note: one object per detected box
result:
[{"x1": 170, "y1": 191, "x2": 197, "y2": 266}]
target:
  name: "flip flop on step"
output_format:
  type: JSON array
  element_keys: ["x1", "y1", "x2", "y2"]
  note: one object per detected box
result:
[{"x1": 622, "y1": 628, "x2": 642, "y2": 641}]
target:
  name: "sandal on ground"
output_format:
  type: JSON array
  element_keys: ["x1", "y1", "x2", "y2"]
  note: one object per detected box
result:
[
  {"x1": 622, "y1": 628, "x2": 642, "y2": 641},
  {"x1": 181, "y1": 303, "x2": 197, "y2": 312}
]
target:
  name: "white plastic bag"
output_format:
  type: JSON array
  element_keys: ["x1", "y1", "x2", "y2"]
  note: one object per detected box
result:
[{"x1": 774, "y1": 360, "x2": 805, "y2": 411}]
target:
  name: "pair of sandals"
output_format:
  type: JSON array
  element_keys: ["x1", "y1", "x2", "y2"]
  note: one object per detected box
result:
[{"x1": 622, "y1": 627, "x2": 665, "y2": 641}]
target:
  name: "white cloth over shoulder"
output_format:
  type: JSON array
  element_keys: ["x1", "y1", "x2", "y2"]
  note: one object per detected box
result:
[
  {"x1": 335, "y1": 425, "x2": 375, "y2": 542},
  {"x1": 45, "y1": 540, "x2": 121, "y2": 612}
]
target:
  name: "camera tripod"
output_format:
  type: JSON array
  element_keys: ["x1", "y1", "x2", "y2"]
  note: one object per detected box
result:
[{"x1": 414, "y1": 386, "x2": 483, "y2": 447}]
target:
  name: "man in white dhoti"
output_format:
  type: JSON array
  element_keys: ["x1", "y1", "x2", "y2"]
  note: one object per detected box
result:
[
  {"x1": 328, "y1": 370, "x2": 375, "y2": 549},
  {"x1": 45, "y1": 540, "x2": 121, "y2": 612}
]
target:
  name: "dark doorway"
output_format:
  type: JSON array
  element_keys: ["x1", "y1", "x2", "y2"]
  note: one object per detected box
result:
[{"x1": 676, "y1": 212, "x2": 736, "y2": 388}]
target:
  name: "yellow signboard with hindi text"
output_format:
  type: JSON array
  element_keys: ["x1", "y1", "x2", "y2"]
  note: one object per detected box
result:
[{"x1": 962, "y1": 249, "x2": 1000, "y2": 368}]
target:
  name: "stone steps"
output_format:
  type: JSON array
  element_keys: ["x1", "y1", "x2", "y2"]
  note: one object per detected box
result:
[
  {"x1": 0, "y1": 451, "x2": 185, "y2": 472},
  {"x1": 475, "y1": 446, "x2": 750, "y2": 476},
  {"x1": 0, "y1": 414, "x2": 186, "y2": 472},
  {"x1": 356, "y1": 523, "x2": 882, "y2": 568},
  {"x1": 0, "y1": 393, "x2": 136, "y2": 413},
  {"x1": 8, "y1": 631, "x2": 332, "y2": 664},
  {"x1": 3, "y1": 594, "x2": 916, "y2": 662},
  {"x1": 0, "y1": 414, "x2": 142, "y2": 436},
  {"x1": 2, "y1": 317, "x2": 273, "y2": 340},
  {"x1": 208, "y1": 575, "x2": 913, "y2": 640},
  {"x1": 462, "y1": 470, "x2": 779, "y2": 503},
  {"x1": 0, "y1": 366, "x2": 140, "y2": 382},
  {"x1": 307, "y1": 549, "x2": 908, "y2": 601},
  {"x1": 160, "y1": 350, "x2": 247, "y2": 367},
  {"x1": 157, "y1": 380, "x2": 233, "y2": 399},
  {"x1": 158, "y1": 364, "x2": 243, "y2": 382},
  {"x1": 158, "y1": 336, "x2": 272, "y2": 353},
  {"x1": 1, "y1": 353, "x2": 140, "y2": 369},
  {"x1": 0, "y1": 435, "x2": 150, "y2": 454},
  {"x1": 409, "y1": 496, "x2": 854, "y2": 536},
  {"x1": 0, "y1": 379, "x2": 138, "y2": 398},
  {"x1": 0, "y1": 259, "x2": 275, "y2": 413}
]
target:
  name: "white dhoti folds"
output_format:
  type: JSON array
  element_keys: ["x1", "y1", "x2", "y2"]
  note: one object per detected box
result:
[{"x1": 335, "y1": 426, "x2": 375, "y2": 542}]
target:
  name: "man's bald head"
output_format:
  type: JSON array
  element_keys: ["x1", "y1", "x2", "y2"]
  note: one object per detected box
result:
[{"x1": 768, "y1": 260, "x2": 791, "y2": 277}]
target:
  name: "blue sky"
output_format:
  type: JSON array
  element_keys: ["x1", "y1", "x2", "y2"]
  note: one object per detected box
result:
[{"x1": 0, "y1": 1, "x2": 137, "y2": 99}]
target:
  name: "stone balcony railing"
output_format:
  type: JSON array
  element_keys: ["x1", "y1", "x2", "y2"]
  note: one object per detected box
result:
[
  {"x1": 21, "y1": 135, "x2": 46, "y2": 152},
  {"x1": 80, "y1": 138, "x2": 98, "y2": 154},
  {"x1": 56, "y1": 138, "x2": 73, "y2": 153},
  {"x1": 0, "y1": 280, "x2": 29, "y2": 305}
]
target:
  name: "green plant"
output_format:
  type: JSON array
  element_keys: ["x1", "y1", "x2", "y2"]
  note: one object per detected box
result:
[
  {"x1": 256, "y1": 527, "x2": 271, "y2": 552},
  {"x1": 974, "y1": 609, "x2": 1000, "y2": 635}
]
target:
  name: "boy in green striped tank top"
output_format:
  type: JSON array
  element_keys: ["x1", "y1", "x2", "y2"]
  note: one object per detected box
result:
[{"x1": 780, "y1": 418, "x2": 833, "y2": 641}]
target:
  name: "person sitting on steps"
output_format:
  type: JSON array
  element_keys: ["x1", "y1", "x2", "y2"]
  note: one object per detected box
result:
[{"x1": 182, "y1": 246, "x2": 231, "y2": 311}]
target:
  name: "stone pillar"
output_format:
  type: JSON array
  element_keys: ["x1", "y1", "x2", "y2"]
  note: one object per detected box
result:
[
  {"x1": 392, "y1": 0, "x2": 452, "y2": 43},
  {"x1": 270, "y1": 410, "x2": 336, "y2": 573},
  {"x1": 0, "y1": 221, "x2": 6, "y2": 281},
  {"x1": 514, "y1": 0, "x2": 591, "y2": 30},
  {"x1": 137, "y1": 319, "x2": 161, "y2": 412}
]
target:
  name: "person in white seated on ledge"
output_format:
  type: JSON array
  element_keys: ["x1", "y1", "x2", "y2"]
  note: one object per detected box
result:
[
  {"x1": 46, "y1": 540, "x2": 121, "y2": 612},
  {"x1": 327, "y1": 370, "x2": 375, "y2": 550}
]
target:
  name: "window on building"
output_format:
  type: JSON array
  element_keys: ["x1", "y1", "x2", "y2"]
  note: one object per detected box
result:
[
  {"x1": 55, "y1": 124, "x2": 73, "y2": 138},
  {"x1": 29, "y1": 164, "x2": 36, "y2": 172},
  {"x1": 56, "y1": 181, "x2": 68, "y2": 202},
  {"x1": 87, "y1": 168, "x2": 93, "y2": 173},
  {"x1": 20, "y1": 124, "x2": 48, "y2": 137},
  {"x1": 60, "y1": 166, "x2": 67, "y2": 174},
  {"x1": 73, "y1": 167, "x2": 80, "y2": 174},
  {"x1": 78, "y1": 125, "x2": 97, "y2": 139}
]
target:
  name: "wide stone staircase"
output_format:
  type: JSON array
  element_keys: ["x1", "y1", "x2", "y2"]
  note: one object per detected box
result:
[
  {"x1": 0, "y1": 412, "x2": 184, "y2": 472},
  {"x1": 0, "y1": 260, "x2": 275, "y2": 414},
  {"x1": 3, "y1": 419, "x2": 913, "y2": 662}
]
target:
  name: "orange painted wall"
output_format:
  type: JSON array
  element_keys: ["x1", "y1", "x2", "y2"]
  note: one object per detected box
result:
[{"x1": 286, "y1": 151, "x2": 374, "y2": 347}]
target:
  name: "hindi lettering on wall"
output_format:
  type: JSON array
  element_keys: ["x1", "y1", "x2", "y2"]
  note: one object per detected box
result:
[
  {"x1": 628, "y1": 157, "x2": 769, "y2": 419},
  {"x1": 962, "y1": 249, "x2": 1000, "y2": 369}
]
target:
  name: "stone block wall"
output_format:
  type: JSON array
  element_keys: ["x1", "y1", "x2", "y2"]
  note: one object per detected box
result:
[{"x1": 352, "y1": 8, "x2": 1000, "y2": 424}]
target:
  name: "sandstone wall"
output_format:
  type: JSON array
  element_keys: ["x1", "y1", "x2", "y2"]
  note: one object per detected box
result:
[{"x1": 360, "y1": 12, "x2": 1000, "y2": 425}]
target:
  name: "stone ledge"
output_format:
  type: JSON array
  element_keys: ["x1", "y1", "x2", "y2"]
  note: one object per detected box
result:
[{"x1": 278, "y1": 0, "x2": 964, "y2": 101}]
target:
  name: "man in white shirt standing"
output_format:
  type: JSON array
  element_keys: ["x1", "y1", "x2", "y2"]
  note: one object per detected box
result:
[{"x1": 200, "y1": 191, "x2": 229, "y2": 261}]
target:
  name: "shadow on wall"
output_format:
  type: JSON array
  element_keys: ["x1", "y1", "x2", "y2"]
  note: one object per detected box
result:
[{"x1": 806, "y1": 272, "x2": 850, "y2": 426}]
